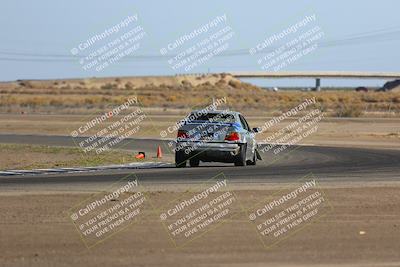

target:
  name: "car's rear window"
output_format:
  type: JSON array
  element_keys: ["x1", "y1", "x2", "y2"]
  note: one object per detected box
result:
[{"x1": 189, "y1": 113, "x2": 235, "y2": 123}]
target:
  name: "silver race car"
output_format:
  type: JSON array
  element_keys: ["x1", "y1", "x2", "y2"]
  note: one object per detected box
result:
[{"x1": 175, "y1": 110, "x2": 261, "y2": 167}]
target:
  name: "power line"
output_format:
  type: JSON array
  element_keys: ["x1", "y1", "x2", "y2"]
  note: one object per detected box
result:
[{"x1": 0, "y1": 27, "x2": 399, "y2": 62}]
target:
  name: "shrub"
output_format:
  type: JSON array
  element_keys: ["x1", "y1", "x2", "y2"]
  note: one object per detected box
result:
[
  {"x1": 101, "y1": 83, "x2": 117, "y2": 90},
  {"x1": 228, "y1": 80, "x2": 241, "y2": 89},
  {"x1": 335, "y1": 104, "x2": 363, "y2": 117},
  {"x1": 181, "y1": 80, "x2": 192, "y2": 86},
  {"x1": 125, "y1": 82, "x2": 135, "y2": 90}
]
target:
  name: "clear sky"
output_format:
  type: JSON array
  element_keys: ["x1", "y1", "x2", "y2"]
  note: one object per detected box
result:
[{"x1": 0, "y1": 0, "x2": 399, "y2": 87}]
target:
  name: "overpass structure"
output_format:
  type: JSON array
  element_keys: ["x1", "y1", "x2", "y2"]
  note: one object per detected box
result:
[{"x1": 230, "y1": 71, "x2": 400, "y2": 90}]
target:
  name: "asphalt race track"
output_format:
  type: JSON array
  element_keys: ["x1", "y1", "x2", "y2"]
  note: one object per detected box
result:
[{"x1": 0, "y1": 134, "x2": 399, "y2": 191}]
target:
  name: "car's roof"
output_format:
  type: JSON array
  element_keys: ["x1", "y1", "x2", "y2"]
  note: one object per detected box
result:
[{"x1": 190, "y1": 110, "x2": 240, "y2": 116}]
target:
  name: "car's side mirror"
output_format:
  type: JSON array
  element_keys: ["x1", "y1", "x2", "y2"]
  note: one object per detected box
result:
[{"x1": 252, "y1": 127, "x2": 260, "y2": 133}]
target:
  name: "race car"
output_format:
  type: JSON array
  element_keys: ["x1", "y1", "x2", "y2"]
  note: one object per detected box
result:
[{"x1": 175, "y1": 110, "x2": 261, "y2": 167}]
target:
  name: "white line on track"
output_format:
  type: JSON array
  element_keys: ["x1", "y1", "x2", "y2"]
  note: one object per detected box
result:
[{"x1": 0, "y1": 162, "x2": 172, "y2": 176}]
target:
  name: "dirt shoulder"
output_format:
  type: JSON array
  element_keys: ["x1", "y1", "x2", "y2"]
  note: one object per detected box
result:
[{"x1": 0, "y1": 184, "x2": 399, "y2": 267}]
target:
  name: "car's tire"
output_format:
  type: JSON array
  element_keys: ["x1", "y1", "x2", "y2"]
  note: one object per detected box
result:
[
  {"x1": 234, "y1": 144, "x2": 247, "y2": 166},
  {"x1": 175, "y1": 151, "x2": 187, "y2": 168},
  {"x1": 247, "y1": 150, "x2": 257, "y2": 166},
  {"x1": 189, "y1": 158, "x2": 200, "y2": 167}
]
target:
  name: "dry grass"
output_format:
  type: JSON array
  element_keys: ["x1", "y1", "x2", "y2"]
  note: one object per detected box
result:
[
  {"x1": 0, "y1": 74, "x2": 399, "y2": 117},
  {"x1": 0, "y1": 143, "x2": 142, "y2": 170}
]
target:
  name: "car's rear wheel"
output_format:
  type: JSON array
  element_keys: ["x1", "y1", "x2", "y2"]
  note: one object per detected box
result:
[
  {"x1": 189, "y1": 158, "x2": 200, "y2": 167},
  {"x1": 175, "y1": 151, "x2": 187, "y2": 168},
  {"x1": 234, "y1": 144, "x2": 247, "y2": 166}
]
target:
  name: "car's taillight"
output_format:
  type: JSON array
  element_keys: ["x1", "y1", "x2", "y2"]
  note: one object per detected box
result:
[
  {"x1": 225, "y1": 132, "x2": 240, "y2": 141},
  {"x1": 177, "y1": 130, "x2": 189, "y2": 139}
]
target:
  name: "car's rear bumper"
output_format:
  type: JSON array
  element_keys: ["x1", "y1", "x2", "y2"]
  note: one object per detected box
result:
[
  {"x1": 176, "y1": 141, "x2": 241, "y2": 154},
  {"x1": 176, "y1": 141, "x2": 242, "y2": 163},
  {"x1": 175, "y1": 142, "x2": 242, "y2": 162}
]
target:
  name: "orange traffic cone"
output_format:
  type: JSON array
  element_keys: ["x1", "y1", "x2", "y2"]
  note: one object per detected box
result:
[
  {"x1": 157, "y1": 146, "x2": 162, "y2": 158},
  {"x1": 135, "y1": 152, "x2": 145, "y2": 159}
]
